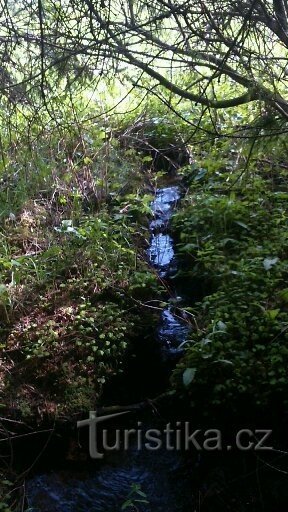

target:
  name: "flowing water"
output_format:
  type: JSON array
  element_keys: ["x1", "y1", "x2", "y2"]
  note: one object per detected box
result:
[
  {"x1": 147, "y1": 186, "x2": 190, "y2": 355},
  {"x1": 27, "y1": 185, "x2": 193, "y2": 512},
  {"x1": 27, "y1": 437, "x2": 194, "y2": 512},
  {"x1": 148, "y1": 186, "x2": 180, "y2": 275}
]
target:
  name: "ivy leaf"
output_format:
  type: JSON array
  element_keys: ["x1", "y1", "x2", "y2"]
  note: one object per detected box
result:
[
  {"x1": 183, "y1": 368, "x2": 196, "y2": 387},
  {"x1": 263, "y1": 257, "x2": 279, "y2": 271}
]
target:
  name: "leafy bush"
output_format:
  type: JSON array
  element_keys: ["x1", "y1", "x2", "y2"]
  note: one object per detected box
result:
[
  {"x1": 0, "y1": 105, "x2": 164, "y2": 419},
  {"x1": 171, "y1": 153, "x2": 288, "y2": 413}
]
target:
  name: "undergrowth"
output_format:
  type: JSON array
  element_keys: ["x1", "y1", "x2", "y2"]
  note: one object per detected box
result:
[
  {"x1": 171, "y1": 133, "x2": 288, "y2": 415},
  {"x1": 0, "y1": 111, "x2": 165, "y2": 420}
]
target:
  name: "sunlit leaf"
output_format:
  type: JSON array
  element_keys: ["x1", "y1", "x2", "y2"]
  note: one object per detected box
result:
[
  {"x1": 265, "y1": 309, "x2": 280, "y2": 320},
  {"x1": 263, "y1": 257, "x2": 279, "y2": 271}
]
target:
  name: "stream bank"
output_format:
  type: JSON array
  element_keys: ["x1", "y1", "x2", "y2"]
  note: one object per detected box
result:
[
  {"x1": 25, "y1": 180, "x2": 195, "y2": 511},
  {"x1": 10, "y1": 173, "x2": 288, "y2": 512}
]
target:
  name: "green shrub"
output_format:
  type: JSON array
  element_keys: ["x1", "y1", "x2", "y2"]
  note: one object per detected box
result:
[{"x1": 172, "y1": 159, "x2": 288, "y2": 413}]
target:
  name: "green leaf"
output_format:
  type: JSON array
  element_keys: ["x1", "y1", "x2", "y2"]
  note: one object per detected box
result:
[
  {"x1": 216, "y1": 320, "x2": 227, "y2": 332},
  {"x1": 194, "y1": 168, "x2": 207, "y2": 181},
  {"x1": 142, "y1": 155, "x2": 153, "y2": 163},
  {"x1": 278, "y1": 288, "x2": 288, "y2": 302},
  {"x1": 263, "y1": 257, "x2": 279, "y2": 271},
  {"x1": 265, "y1": 309, "x2": 280, "y2": 320},
  {"x1": 221, "y1": 238, "x2": 237, "y2": 246},
  {"x1": 121, "y1": 500, "x2": 133, "y2": 510},
  {"x1": 273, "y1": 192, "x2": 288, "y2": 199},
  {"x1": 214, "y1": 359, "x2": 234, "y2": 365},
  {"x1": 61, "y1": 219, "x2": 73, "y2": 228},
  {"x1": 135, "y1": 490, "x2": 147, "y2": 498},
  {"x1": 11, "y1": 259, "x2": 21, "y2": 267},
  {"x1": 0, "y1": 284, "x2": 7, "y2": 296},
  {"x1": 234, "y1": 220, "x2": 250, "y2": 230},
  {"x1": 180, "y1": 243, "x2": 198, "y2": 252},
  {"x1": 183, "y1": 368, "x2": 196, "y2": 387}
]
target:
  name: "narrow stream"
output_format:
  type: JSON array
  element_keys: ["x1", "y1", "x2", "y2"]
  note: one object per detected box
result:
[
  {"x1": 148, "y1": 186, "x2": 189, "y2": 356},
  {"x1": 148, "y1": 186, "x2": 180, "y2": 275},
  {"x1": 27, "y1": 185, "x2": 193, "y2": 512}
]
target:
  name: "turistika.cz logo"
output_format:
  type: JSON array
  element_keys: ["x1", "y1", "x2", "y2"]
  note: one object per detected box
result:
[{"x1": 77, "y1": 410, "x2": 273, "y2": 459}]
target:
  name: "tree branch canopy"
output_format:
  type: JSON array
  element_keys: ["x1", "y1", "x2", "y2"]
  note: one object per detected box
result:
[{"x1": 1, "y1": 0, "x2": 288, "y2": 120}]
